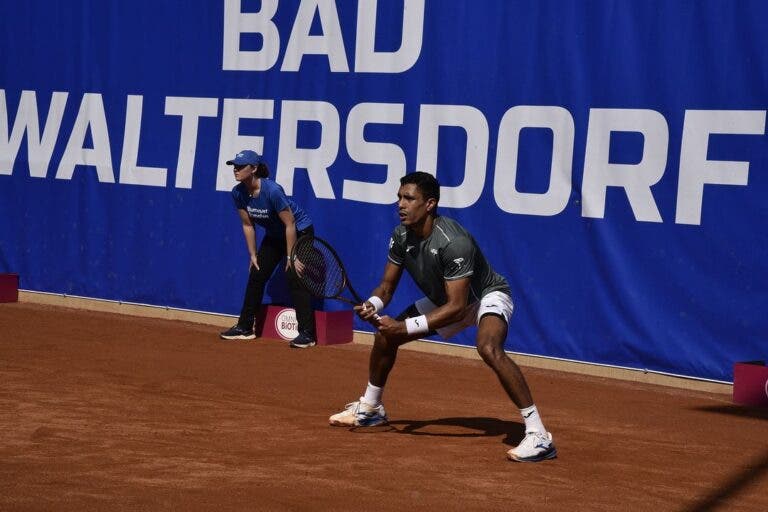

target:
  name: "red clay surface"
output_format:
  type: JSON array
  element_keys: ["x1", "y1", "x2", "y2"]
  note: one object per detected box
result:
[{"x1": 1, "y1": 302, "x2": 767, "y2": 511}]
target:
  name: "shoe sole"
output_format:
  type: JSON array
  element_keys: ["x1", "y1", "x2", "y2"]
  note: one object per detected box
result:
[
  {"x1": 507, "y1": 447, "x2": 558, "y2": 463},
  {"x1": 219, "y1": 335, "x2": 256, "y2": 340},
  {"x1": 289, "y1": 342, "x2": 316, "y2": 349},
  {"x1": 328, "y1": 416, "x2": 389, "y2": 427},
  {"x1": 356, "y1": 417, "x2": 389, "y2": 427}
]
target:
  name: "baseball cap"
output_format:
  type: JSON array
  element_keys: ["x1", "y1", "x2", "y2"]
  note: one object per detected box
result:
[{"x1": 226, "y1": 150, "x2": 262, "y2": 166}]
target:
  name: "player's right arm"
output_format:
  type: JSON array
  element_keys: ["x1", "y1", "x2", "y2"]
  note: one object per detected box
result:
[{"x1": 238, "y1": 209, "x2": 259, "y2": 270}]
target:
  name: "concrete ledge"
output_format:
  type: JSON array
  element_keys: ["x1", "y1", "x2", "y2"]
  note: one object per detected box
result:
[
  {"x1": 353, "y1": 333, "x2": 732, "y2": 395},
  {"x1": 20, "y1": 290, "x2": 732, "y2": 395},
  {"x1": 20, "y1": 290, "x2": 235, "y2": 328}
]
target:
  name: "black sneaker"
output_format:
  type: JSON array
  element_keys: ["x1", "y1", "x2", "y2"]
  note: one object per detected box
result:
[
  {"x1": 289, "y1": 331, "x2": 317, "y2": 349},
  {"x1": 219, "y1": 325, "x2": 256, "y2": 340}
]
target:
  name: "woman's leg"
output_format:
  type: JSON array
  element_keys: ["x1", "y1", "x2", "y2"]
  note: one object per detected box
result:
[{"x1": 237, "y1": 237, "x2": 284, "y2": 329}]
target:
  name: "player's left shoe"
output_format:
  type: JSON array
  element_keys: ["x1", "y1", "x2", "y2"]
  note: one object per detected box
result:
[
  {"x1": 289, "y1": 331, "x2": 317, "y2": 349},
  {"x1": 507, "y1": 431, "x2": 557, "y2": 462},
  {"x1": 329, "y1": 399, "x2": 388, "y2": 427}
]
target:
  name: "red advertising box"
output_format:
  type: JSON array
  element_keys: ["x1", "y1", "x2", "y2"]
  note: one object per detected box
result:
[
  {"x1": 733, "y1": 361, "x2": 768, "y2": 408},
  {"x1": 254, "y1": 305, "x2": 353, "y2": 345},
  {"x1": 0, "y1": 273, "x2": 19, "y2": 303}
]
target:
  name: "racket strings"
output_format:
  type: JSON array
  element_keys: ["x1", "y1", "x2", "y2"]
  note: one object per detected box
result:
[{"x1": 294, "y1": 239, "x2": 345, "y2": 298}]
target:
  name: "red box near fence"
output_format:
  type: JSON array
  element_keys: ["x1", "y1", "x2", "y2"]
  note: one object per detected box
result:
[
  {"x1": 733, "y1": 361, "x2": 768, "y2": 408},
  {"x1": 254, "y1": 304, "x2": 353, "y2": 345},
  {"x1": 0, "y1": 273, "x2": 19, "y2": 303}
]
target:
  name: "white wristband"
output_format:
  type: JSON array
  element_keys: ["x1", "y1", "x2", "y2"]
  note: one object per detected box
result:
[
  {"x1": 366, "y1": 296, "x2": 384, "y2": 313},
  {"x1": 405, "y1": 315, "x2": 429, "y2": 336}
]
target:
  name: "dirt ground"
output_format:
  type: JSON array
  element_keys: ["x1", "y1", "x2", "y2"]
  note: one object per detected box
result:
[{"x1": 0, "y1": 302, "x2": 766, "y2": 511}]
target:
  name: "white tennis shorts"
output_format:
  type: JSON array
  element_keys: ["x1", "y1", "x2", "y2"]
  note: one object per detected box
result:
[{"x1": 415, "y1": 290, "x2": 514, "y2": 340}]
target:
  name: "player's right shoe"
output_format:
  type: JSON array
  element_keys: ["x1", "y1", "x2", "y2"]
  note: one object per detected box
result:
[
  {"x1": 219, "y1": 325, "x2": 256, "y2": 340},
  {"x1": 507, "y1": 431, "x2": 557, "y2": 462},
  {"x1": 329, "y1": 399, "x2": 388, "y2": 427}
]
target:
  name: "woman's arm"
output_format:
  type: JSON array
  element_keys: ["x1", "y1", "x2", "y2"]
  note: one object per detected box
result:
[
  {"x1": 277, "y1": 208, "x2": 297, "y2": 269},
  {"x1": 238, "y1": 209, "x2": 259, "y2": 270}
]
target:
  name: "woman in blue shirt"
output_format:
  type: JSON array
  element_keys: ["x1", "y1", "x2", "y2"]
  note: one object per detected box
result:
[{"x1": 219, "y1": 150, "x2": 316, "y2": 348}]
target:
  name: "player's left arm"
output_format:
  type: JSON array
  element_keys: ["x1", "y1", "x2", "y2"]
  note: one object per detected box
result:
[
  {"x1": 375, "y1": 277, "x2": 469, "y2": 337},
  {"x1": 377, "y1": 237, "x2": 474, "y2": 337},
  {"x1": 424, "y1": 277, "x2": 471, "y2": 328},
  {"x1": 421, "y1": 236, "x2": 476, "y2": 328}
]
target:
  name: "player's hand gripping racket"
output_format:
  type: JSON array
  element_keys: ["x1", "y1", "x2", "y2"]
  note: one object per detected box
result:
[{"x1": 290, "y1": 235, "x2": 380, "y2": 322}]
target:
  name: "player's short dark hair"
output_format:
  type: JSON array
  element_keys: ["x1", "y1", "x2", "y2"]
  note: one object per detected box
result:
[{"x1": 401, "y1": 171, "x2": 440, "y2": 203}]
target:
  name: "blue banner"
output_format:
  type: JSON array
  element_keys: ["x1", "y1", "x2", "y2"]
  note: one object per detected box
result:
[{"x1": 1, "y1": 1, "x2": 766, "y2": 382}]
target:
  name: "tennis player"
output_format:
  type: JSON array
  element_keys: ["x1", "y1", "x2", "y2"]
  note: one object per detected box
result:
[
  {"x1": 219, "y1": 150, "x2": 317, "y2": 349},
  {"x1": 329, "y1": 171, "x2": 557, "y2": 462}
]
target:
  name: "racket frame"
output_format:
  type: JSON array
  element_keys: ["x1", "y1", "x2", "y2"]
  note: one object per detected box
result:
[{"x1": 290, "y1": 235, "x2": 365, "y2": 305}]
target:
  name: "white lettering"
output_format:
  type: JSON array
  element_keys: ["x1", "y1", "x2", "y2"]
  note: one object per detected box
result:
[
  {"x1": 0, "y1": 90, "x2": 68, "y2": 177},
  {"x1": 165, "y1": 96, "x2": 219, "y2": 189},
  {"x1": 343, "y1": 102, "x2": 405, "y2": 204},
  {"x1": 354, "y1": 0, "x2": 425, "y2": 73},
  {"x1": 55, "y1": 93, "x2": 115, "y2": 183},
  {"x1": 416, "y1": 104, "x2": 488, "y2": 208},
  {"x1": 222, "y1": 0, "x2": 280, "y2": 71},
  {"x1": 119, "y1": 95, "x2": 167, "y2": 187},
  {"x1": 494, "y1": 106, "x2": 574, "y2": 216},
  {"x1": 276, "y1": 100, "x2": 339, "y2": 198},
  {"x1": 281, "y1": 0, "x2": 348, "y2": 72},
  {"x1": 582, "y1": 108, "x2": 668, "y2": 222},
  {"x1": 676, "y1": 110, "x2": 766, "y2": 225},
  {"x1": 4, "y1": 88, "x2": 765, "y2": 229}
]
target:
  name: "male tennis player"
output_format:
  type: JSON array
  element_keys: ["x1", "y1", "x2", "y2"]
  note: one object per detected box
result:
[{"x1": 329, "y1": 171, "x2": 556, "y2": 462}]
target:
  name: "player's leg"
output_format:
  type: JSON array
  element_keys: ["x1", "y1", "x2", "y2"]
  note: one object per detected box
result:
[
  {"x1": 474, "y1": 293, "x2": 556, "y2": 462},
  {"x1": 475, "y1": 314, "x2": 533, "y2": 406},
  {"x1": 329, "y1": 304, "x2": 427, "y2": 427},
  {"x1": 368, "y1": 304, "x2": 422, "y2": 386}
]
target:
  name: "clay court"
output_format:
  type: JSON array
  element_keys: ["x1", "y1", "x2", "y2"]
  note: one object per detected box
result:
[{"x1": 1, "y1": 300, "x2": 766, "y2": 511}]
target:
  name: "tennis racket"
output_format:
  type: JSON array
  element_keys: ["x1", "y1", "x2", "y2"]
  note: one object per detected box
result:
[{"x1": 290, "y1": 235, "x2": 380, "y2": 320}]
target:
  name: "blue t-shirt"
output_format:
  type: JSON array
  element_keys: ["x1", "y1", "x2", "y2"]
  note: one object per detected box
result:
[{"x1": 232, "y1": 179, "x2": 312, "y2": 238}]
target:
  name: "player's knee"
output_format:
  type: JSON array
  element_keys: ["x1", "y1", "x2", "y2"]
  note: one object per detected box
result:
[
  {"x1": 374, "y1": 331, "x2": 406, "y2": 352},
  {"x1": 373, "y1": 331, "x2": 394, "y2": 350},
  {"x1": 476, "y1": 340, "x2": 504, "y2": 366}
]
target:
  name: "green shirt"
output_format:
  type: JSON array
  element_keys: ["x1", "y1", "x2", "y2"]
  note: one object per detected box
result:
[{"x1": 388, "y1": 215, "x2": 511, "y2": 307}]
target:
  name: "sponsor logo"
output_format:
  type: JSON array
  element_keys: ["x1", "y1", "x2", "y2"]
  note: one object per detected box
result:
[
  {"x1": 453, "y1": 257, "x2": 464, "y2": 264},
  {"x1": 523, "y1": 410, "x2": 535, "y2": 418},
  {"x1": 406, "y1": 245, "x2": 415, "y2": 252},
  {"x1": 430, "y1": 248, "x2": 438, "y2": 255},
  {"x1": 274, "y1": 308, "x2": 299, "y2": 340},
  {"x1": 247, "y1": 206, "x2": 270, "y2": 219}
]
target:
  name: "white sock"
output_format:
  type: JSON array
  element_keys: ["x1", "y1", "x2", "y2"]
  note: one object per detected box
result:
[
  {"x1": 520, "y1": 404, "x2": 546, "y2": 433},
  {"x1": 362, "y1": 382, "x2": 383, "y2": 407}
]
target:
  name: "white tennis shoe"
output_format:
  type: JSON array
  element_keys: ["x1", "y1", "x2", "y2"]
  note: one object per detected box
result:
[
  {"x1": 507, "y1": 431, "x2": 557, "y2": 462},
  {"x1": 329, "y1": 399, "x2": 388, "y2": 427}
]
